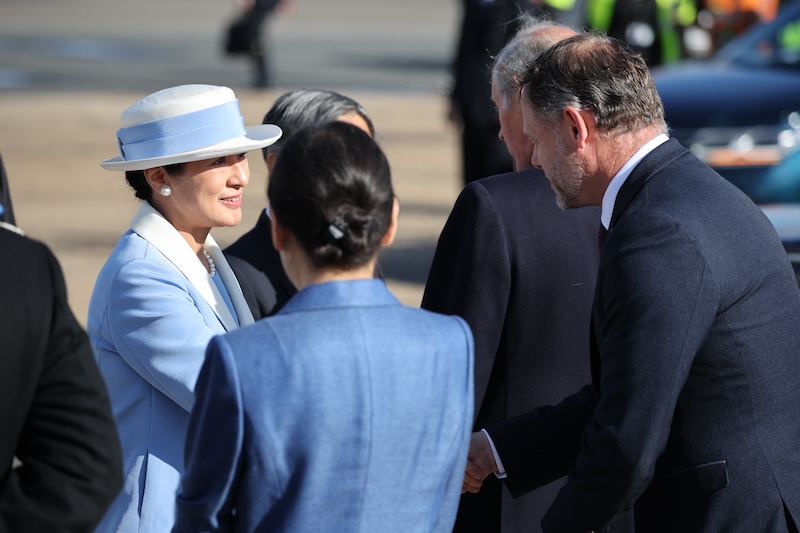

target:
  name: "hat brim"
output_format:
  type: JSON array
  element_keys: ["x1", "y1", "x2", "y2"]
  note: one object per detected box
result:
[{"x1": 99, "y1": 124, "x2": 282, "y2": 171}]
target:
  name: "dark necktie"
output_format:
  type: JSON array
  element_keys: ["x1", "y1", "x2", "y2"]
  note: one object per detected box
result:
[{"x1": 598, "y1": 224, "x2": 608, "y2": 254}]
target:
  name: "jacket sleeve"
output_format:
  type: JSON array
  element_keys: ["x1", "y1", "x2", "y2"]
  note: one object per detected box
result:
[
  {"x1": 421, "y1": 182, "x2": 511, "y2": 425},
  {"x1": 105, "y1": 257, "x2": 222, "y2": 412},
  {"x1": 0, "y1": 245, "x2": 123, "y2": 532},
  {"x1": 542, "y1": 222, "x2": 718, "y2": 531},
  {"x1": 486, "y1": 384, "x2": 597, "y2": 497},
  {"x1": 174, "y1": 336, "x2": 244, "y2": 532}
]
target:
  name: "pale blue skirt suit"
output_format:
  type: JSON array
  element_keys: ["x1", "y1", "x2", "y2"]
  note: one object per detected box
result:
[
  {"x1": 174, "y1": 279, "x2": 475, "y2": 532},
  {"x1": 88, "y1": 202, "x2": 254, "y2": 532}
]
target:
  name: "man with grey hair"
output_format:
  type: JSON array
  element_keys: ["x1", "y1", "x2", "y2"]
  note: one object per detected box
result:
[
  {"x1": 224, "y1": 88, "x2": 375, "y2": 319},
  {"x1": 423, "y1": 14, "x2": 629, "y2": 533}
]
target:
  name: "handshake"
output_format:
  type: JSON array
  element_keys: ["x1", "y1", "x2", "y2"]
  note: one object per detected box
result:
[{"x1": 462, "y1": 431, "x2": 501, "y2": 494}]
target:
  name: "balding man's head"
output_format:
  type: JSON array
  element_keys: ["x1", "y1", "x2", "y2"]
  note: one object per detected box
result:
[{"x1": 490, "y1": 14, "x2": 577, "y2": 169}]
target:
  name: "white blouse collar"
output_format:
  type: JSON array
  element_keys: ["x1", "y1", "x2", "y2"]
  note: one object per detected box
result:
[{"x1": 130, "y1": 201, "x2": 254, "y2": 331}]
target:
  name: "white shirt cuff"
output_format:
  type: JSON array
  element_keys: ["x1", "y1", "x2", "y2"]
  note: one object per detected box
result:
[{"x1": 481, "y1": 428, "x2": 507, "y2": 479}]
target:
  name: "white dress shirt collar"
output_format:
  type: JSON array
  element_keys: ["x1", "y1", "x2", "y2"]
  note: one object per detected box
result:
[{"x1": 600, "y1": 134, "x2": 669, "y2": 229}]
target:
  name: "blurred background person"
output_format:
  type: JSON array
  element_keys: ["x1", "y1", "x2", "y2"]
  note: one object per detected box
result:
[
  {"x1": 225, "y1": 0, "x2": 295, "y2": 88},
  {"x1": 89, "y1": 84, "x2": 280, "y2": 532},
  {"x1": 447, "y1": 0, "x2": 586, "y2": 186},
  {"x1": 1, "y1": 223, "x2": 122, "y2": 533},
  {"x1": 586, "y1": 0, "x2": 698, "y2": 66},
  {"x1": 175, "y1": 121, "x2": 474, "y2": 532},
  {"x1": 695, "y1": 0, "x2": 780, "y2": 53},
  {"x1": 0, "y1": 152, "x2": 15, "y2": 225},
  {"x1": 225, "y1": 87, "x2": 375, "y2": 319}
]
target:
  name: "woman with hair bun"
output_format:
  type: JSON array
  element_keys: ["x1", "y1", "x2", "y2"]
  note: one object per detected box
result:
[{"x1": 175, "y1": 121, "x2": 475, "y2": 533}]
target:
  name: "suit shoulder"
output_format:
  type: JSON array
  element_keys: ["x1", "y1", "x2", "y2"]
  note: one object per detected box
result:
[
  {"x1": 222, "y1": 225, "x2": 260, "y2": 257},
  {"x1": 224, "y1": 214, "x2": 270, "y2": 259},
  {"x1": 477, "y1": 168, "x2": 549, "y2": 194},
  {"x1": 225, "y1": 253, "x2": 262, "y2": 276},
  {"x1": 0, "y1": 228, "x2": 57, "y2": 273},
  {"x1": 461, "y1": 171, "x2": 600, "y2": 230},
  {"x1": 469, "y1": 169, "x2": 575, "y2": 216},
  {"x1": 446, "y1": 172, "x2": 541, "y2": 224}
]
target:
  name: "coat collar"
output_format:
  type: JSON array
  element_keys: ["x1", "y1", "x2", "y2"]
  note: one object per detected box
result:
[
  {"x1": 130, "y1": 201, "x2": 254, "y2": 330},
  {"x1": 609, "y1": 138, "x2": 689, "y2": 231},
  {"x1": 279, "y1": 278, "x2": 399, "y2": 315}
]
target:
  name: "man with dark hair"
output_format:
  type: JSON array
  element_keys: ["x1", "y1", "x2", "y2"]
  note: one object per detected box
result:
[
  {"x1": 465, "y1": 33, "x2": 800, "y2": 532},
  {"x1": 424, "y1": 15, "x2": 623, "y2": 533},
  {"x1": 224, "y1": 88, "x2": 375, "y2": 320}
]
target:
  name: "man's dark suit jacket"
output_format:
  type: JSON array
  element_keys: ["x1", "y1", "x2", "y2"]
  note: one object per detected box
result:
[
  {"x1": 224, "y1": 209, "x2": 296, "y2": 320},
  {"x1": 488, "y1": 139, "x2": 800, "y2": 532},
  {"x1": 0, "y1": 226, "x2": 123, "y2": 532},
  {"x1": 421, "y1": 169, "x2": 604, "y2": 533}
]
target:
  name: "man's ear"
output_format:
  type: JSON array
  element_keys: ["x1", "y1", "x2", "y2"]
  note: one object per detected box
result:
[
  {"x1": 379, "y1": 197, "x2": 400, "y2": 246},
  {"x1": 265, "y1": 151, "x2": 279, "y2": 173},
  {"x1": 270, "y1": 209, "x2": 290, "y2": 252},
  {"x1": 563, "y1": 106, "x2": 590, "y2": 149}
]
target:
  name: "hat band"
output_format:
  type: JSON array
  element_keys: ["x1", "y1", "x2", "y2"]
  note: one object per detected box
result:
[{"x1": 116, "y1": 100, "x2": 247, "y2": 162}]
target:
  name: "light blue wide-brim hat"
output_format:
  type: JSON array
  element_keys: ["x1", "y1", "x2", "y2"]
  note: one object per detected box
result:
[{"x1": 100, "y1": 84, "x2": 282, "y2": 172}]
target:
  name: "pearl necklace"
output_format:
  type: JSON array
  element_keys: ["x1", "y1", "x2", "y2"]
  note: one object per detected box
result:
[{"x1": 201, "y1": 249, "x2": 217, "y2": 277}]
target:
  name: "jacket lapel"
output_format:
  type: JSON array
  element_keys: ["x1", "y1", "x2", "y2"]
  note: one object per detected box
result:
[
  {"x1": 130, "y1": 202, "x2": 254, "y2": 331},
  {"x1": 609, "y1": 138, "x2": 689, "y2": 231}
]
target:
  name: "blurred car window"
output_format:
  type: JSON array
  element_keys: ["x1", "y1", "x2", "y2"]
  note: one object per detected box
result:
[
  {"x1": 654, "y1": 1, "x2": 800, "y2": 284},
  {"x1": 717, "y1": 2, "x2": 800, "y2": 66}
]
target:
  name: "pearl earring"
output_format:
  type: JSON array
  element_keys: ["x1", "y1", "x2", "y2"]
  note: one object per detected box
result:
[{"x1": 159, "y1": 184, "x2": 172, "y2": 197}]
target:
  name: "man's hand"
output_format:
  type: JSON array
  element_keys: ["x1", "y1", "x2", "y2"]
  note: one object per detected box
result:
[{"x1": 462, "y1": 431, "x2": 498, "y2": 494}]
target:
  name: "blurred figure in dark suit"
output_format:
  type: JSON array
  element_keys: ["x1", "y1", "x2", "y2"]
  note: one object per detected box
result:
[
  {"x1": 229, "y1": 0, "x2": 294, "y2": 88},
  {"x1": 448, "y1": 0, "x2": 586, "y2": 186},
  {"x1": 0, "y1": 224, "x2": 123, "y2": 532}
]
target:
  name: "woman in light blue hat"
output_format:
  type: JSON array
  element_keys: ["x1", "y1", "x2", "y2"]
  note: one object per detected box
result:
[{"x1": 88, "y1": 84, "x2": 281, "y2": 533}]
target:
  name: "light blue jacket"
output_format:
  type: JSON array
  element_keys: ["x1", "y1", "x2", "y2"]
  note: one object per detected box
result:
[
  {"x1": 174, "y1": 279, "x2": 474, "y2": 532},
  {"x1": 88, "y1": 202, "x2": 254, "y2": 532}
]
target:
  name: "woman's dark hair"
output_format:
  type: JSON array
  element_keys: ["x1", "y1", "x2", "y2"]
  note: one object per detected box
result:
[
  {"x1": 267, "y1": 121, "x2": 394, "y2": 270},
  {"x1": 125, "y1": 162, "x2": 186, "y2": 201}
]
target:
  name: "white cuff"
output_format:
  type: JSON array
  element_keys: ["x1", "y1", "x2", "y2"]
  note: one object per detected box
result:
[{"x1": 481, "y1": 428, "x2": 507, "y2": 479}]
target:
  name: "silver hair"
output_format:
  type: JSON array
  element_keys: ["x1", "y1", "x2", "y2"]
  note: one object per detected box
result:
[
  {"x1": 491, "y1": 12, "x2": 576, "y2": 110},
  {"x1": 262, "y1": 88, "x2": 374, "y2": 158}
]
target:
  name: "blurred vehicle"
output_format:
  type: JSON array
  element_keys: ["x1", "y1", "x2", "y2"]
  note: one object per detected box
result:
[{"x1": 653, "y1": 0, "x2": 800, "y2": 282}]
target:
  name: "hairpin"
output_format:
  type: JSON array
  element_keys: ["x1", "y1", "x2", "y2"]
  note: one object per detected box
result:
[{"x1": 327, "y1": 215, "x2": 348, "y2": 241}]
